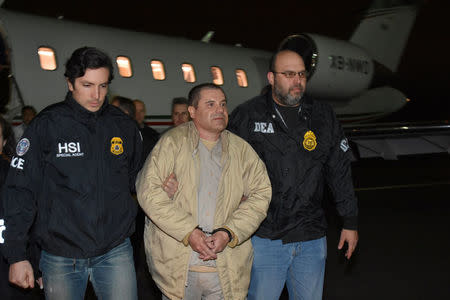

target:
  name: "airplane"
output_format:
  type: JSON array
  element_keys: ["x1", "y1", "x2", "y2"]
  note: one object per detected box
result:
[{"x1": 0, "y1": 0, "x2": 449, "y2": 159}]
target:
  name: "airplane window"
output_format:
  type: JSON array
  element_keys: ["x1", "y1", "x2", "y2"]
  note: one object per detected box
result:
[
  {"x1": 210, "y1": 67, "x2": 223, "y2": 85},
  {"x1": 38, "y1": 47, "x2": 57, "y2": 71},
  {"x1": 116, "y1": 56, "x2": 132, "y2": 78},
  {"x1": 182, "y1": 63, "x2": 196, "y2": 83},
  {"x1": 235, "y1": 69, "x2": 248, "y2": 87},
  {"x1": 151, "y1": 60, "x2": 165, "y2": 80}
]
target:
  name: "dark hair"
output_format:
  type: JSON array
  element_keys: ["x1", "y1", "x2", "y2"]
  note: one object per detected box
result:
[
  {"x1": 133, "y1": 99, "x2": 144, "y2": 107},
  {"x1": 64, "y1": 47, "x2": 114, "y2": 85},
  {"x1": 0, "y1": 115, "x2": 15, "y2": 157},
  {"x1": 112, "y1": 96, "x2": 135, "y2": 118},
  {"x1": 21, "y1": 105, "x2": 37, "y2": 115},
  {"x1": 171, "y1": 97, "x2": 188, "y2": 112},
  {"x1": 188, "y1": 83, "x2": 224, "y2": 108}
]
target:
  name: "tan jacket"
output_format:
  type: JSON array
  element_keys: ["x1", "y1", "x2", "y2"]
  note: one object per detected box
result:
[{"x1": 136, "y1": 122, "x2": 271, "y2": 300}]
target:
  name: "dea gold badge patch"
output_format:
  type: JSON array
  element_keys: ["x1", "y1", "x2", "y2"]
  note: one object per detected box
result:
[
  {"x1": 302, "y1": 130, "x2": 317, "y2": 151},
  {"x1": 110, "y1": 137, "x2": 124, "y2": 155}
]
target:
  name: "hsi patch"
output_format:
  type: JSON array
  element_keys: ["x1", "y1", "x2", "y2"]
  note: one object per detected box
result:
[
  {"x1": 57, "y1": 142, "x2": 84, "y2": 158},
  {"x1": 16, "y1": 138, "x2": 30, "y2": 156},
  {"x1": 254, "y1": 122, "x2": 274, "y2": 133},
  {"x1": 340, "y1": 138, "x2": 349, "y2": 152},
  {"x1": 110, "y1": 137, "x2": 124, "y2": 155},
  {"x1": 303, "y1": 130, "x2": 317, "y2": 151}
]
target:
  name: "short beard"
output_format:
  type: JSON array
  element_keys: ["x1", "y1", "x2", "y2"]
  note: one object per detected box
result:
[{"x1": 274, "y1": 85, "x2": 303, "y2": 106}]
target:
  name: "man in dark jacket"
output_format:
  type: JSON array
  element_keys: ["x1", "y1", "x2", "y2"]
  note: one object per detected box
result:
[
  {"x1": 133, "y1": 99, "x2": 160, "y2": 161},
  {"x1": 1, "y1": 115, "x2": 41, "y2": 299},
  {"x1": 1, "y1": 47, "x2": 142, "y2": 299},
  {"x1": 228, "y1": 49, "x2": 359, "y2": 300}
]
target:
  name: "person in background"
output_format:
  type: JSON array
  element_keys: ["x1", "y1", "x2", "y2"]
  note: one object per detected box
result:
[
  {"x1": 1, "y1": 115, "x2": 42, "y2": 299},
  {"x1": 133, "y1": 99, "x2": 159, "y2": 161},
  {"x1": 111, "y1": 96, "x2": 162, "y2": 299},
  {"x1": 111, "y1": 95, "x2": 135, "y2": 117},
  {"x1": 0, "y1": 116, "x2": 14, "y2": 159},
  {"x1": 171, "y1": 97, "x2": 190, "y2": 127},
  {"x1": 129, "y1": 98, "x2": 162, "y2": 299},
  {"x1": 12, "y1": 106, "x2": 37, "y2": 143},
  {"x1": 133, "y1": 99, "x2": 147, "y2": 129}
]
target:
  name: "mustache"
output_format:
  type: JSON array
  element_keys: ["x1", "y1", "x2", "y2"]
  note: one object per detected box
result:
[
  {"x1": 290, "y1": 85, "x2": 304, "y2": 92},
  {"x1": 212, "y1": 113, "x2": 226, "y2": 119}
]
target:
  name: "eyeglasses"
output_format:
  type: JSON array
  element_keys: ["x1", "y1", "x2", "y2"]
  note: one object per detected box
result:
[{"x1": 272, "y1": 71, "x2": 308, "y2": 79}]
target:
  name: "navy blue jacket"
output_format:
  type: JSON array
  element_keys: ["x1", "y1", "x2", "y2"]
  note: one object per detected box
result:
[
  {"x1": 1, "y1": 92, "x2": 142, "y2": 263},
  {"x1": 228, "y1": 93, "x2": 358, "y2": 242}
]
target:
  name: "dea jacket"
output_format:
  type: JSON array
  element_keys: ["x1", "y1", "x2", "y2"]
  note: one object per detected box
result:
[
  {"x1": 228, "y1": 93, "x2": 358, "y2": 242},
  {"x1": 1, "y1": 92, "x2": 142, "y2": 264}
]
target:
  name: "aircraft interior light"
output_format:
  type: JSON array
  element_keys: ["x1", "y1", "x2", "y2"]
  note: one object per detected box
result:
[
  {"x1": 211, "y1": 66, "x2": 224, "y2": 85},
  {"x1": 116, "y1": 56, "x2": 132, "y2": 78},
  {"x1": 182, "y1": 63, "x2": 196, "y2": 83},
  {"x1": 235, "y1": 69, "x2": 248, "y2": 87},
  {"x1": 151, "y1": 60, "x2": 166, "y2": 80},
  {"x1": 38, "y1": 50, "x2": 53, "y2": 56},
  {"x1": 37, "y1": 47, "x2": 57, "y2": 71}
]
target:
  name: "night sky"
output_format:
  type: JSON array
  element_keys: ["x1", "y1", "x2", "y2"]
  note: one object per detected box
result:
[{"x1": 3, "y1": 0, "x2": 449, "y2": 121}]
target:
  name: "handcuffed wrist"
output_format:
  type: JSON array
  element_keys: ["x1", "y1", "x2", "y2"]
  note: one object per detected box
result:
[{"x1": 212, "y1": 227, "x2": 232, "y2": 243}]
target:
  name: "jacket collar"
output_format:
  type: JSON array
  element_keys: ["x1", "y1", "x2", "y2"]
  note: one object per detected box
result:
[
  {"x1": 64, "y1": 92, "x2": 109, "y2": 122},
  {"x1": 185, "y1": 121, "x2": 229, "y2": 156},
  {"x1": 264, "y1": 90, "x2": 313, "y2": 112},
  {"x1": 264, "y1": 90, "x2": 314, "y2": 129}
]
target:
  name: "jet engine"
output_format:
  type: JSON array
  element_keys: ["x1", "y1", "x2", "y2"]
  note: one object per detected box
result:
[{"x1": 279, "y1": 34, "x2": 374, "y2": 100}]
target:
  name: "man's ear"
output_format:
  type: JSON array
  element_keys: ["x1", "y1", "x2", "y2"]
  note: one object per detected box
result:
[
  {"x1": 67, "y1": 79, "x2": 74, "y2": 92},
  {"x1": 267, "y1": 72, "x2": 274, "y2": 86},
  {"x1": 188, "y1": 106, "x2": 196, "y2": 119}
]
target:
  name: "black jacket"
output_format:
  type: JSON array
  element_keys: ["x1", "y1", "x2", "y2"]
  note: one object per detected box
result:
[
  {"x1": 228, "y1": 93, "x2": 358, "y2": 242},
  {"x1": 1, "y1": 93, "x2": 142, "y2": 263},
  {"x1": 1, "y1": 154, "x2": 42, "y2": 279},
  {"x1": 139, "y1": 125, "x2": 160, "y2": 164}
]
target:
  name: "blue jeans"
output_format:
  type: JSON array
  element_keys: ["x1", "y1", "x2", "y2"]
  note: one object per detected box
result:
[
  {"x1": 248, "y1": 236, "x2": 327, "y2": 300},
  {"x1": 39, "y1": 238, "x2": 137, "y2": 300}
]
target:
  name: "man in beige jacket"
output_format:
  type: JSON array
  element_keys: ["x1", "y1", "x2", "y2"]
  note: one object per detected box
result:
[{"x1": 136, "y1": 83, "x2": 271, "y2": 300}]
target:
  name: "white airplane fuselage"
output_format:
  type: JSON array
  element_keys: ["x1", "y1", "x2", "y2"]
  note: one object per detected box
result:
[
  {"x1": 0, "y1": 10, "x2": 269, "y2": 121},
  {"x1": 0, "y1": 3, "x2": 417, "y2": 126}
]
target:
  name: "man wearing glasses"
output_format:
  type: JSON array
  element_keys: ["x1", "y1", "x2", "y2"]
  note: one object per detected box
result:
[{"x1": 228, "y1": 49, "x2": 359, "y2": 300}]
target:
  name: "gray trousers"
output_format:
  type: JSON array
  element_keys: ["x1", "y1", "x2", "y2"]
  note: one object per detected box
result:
[{"x1": 162, "y1": 271, "x2": 224, "y2": 300}]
